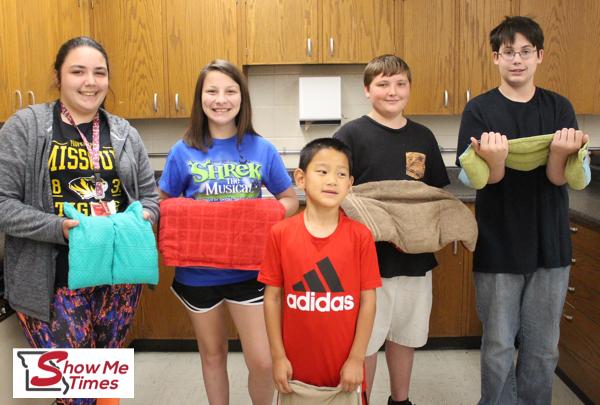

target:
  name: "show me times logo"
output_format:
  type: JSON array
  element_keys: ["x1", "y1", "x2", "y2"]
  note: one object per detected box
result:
[{"x1": 13, "y1": 349, "x2": 134, "y2": 399}]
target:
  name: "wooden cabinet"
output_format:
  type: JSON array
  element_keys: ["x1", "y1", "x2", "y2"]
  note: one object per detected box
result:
[
  {"x1": 18, "y1": 0, "x2": 90, "y2": 106},
  {"x1": 457, "y1": 0, "x2": 515, "y2": 114},
  {"x1": 322, "y1": 0, "x2": 395, "y2": 63},
  {"x1": 244, "y1": 0, "x2": 394, "y2": 65},
  {"x1": 430, "y1": 242, "x2": 465, "y2": 337},
  {"x1": 245, "y1": 0, "x2": 320, "y2": 64},
  {"x1": 91, "y1": 0, "x2": 167, "y2": 118},
  {"x1": 0, "y1": 0, "x2": 89, "y2": 121},
  {"x1": 519, "y1": 0, "x2": 600, "y2": 114},
  {"x1": 165, "y1": 0, "x2": 240, "y2": 118},
  {"x1": 90, "y1": 0, "x2": 240, "y2": 119},
  {"x1": 401, "y1": 0, "x2": 514, "y2": 115},
  {"x1": 400, "y1": 0, "x2": 456, "y2": 115},
  {"x1": 429, "y1": 202, "x2": 482, "y2": 338},
  {"x1": 0, "y1": 0, "x2": 21, "y2": 122},
  {"x1": 558, "y1": 221, "x2": 600, "y2": 404}
]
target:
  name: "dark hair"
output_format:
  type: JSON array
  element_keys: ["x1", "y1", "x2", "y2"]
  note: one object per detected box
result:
[
  {"x1": 489, "y1": 16, "x2": 544, "y2": 53},
  {"x1": 298, "y1": 138, "x2": 353, "y2": 175},
  {"x1": 183, "y1": 60, "x2": 257, "y2": 152},
  {"x1": 364, "y1": 54, "x2": 412, "y2": 88},
  {"x1": 54, "y1": 36, "x2": 110, "y2": 89}
]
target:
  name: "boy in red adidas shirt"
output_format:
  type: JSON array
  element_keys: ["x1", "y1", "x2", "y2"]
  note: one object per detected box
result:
[{"x1": 259, "y1": 138, "x2": 381, "y2": 402}]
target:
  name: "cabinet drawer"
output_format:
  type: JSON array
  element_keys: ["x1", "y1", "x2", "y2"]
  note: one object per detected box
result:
[
  {"x1": 559, "y1": 302, "x2": 600, "y2": 404},
  {"x1": 567, "y1": 250, "x2": 600, "y2": 325},
  {"x1": 569, "y1": 221, "x2": 600, "y2": 262}
]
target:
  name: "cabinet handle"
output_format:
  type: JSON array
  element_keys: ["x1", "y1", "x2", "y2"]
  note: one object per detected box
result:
[
  {"x1": 562, "y1": 312, "x2": 573, "y2": 321},
  {"x1": 154, "y1": 94, "x2": 158, "y2": 112},
  {"x1": 28, "y1": 91, "x2": 35, "y2": 105},
  {"x1": 453, "y1": 241, "x2": 457, "y2": 255},
  {"x1": 571, "y1": 258, "x2": 576, "y2": 264},
  {"x1": 466, "y1": 90, "x2": 470, "y2": 103},
  {"x1": 308, "y1": 38, "x2": 311, "y2": 57},
  {"x1": 568, "y1": 286, "x2": 575, "y2": 292},
  {"x1": 444, "y1": 90, "x2": 448, "y2": 108},
  {"x1": 15, "y1": 90, "x2": 22, "y2": 110},
  {"x1": 175, "y1": 94, "x2": 179, "y2": 112},
  {"x1": 570, "y1": 227, "x2": 578, "y2": 233},
  {"x1": 330, "y1": 38, "x2": 334, "y2": 57}
]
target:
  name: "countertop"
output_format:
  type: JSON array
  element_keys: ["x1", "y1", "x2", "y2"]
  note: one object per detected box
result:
[{"x1": 568, "y1": 165, "x2": 600, "y2": 231}]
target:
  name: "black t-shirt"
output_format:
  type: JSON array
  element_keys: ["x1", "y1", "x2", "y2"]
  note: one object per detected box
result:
[
  {"x1": 334, "y1": 116, "x2": 450, "y2": 277},
  {"x1": 456, "y1": 87, "x2": 577, "y2": 274},
  {"x1": 50, "y1": 101, "x2": 128, "y2": 286}
]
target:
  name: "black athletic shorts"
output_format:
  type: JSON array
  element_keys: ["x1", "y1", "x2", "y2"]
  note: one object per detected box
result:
[{"x1": 171, "y1": 277, "x2": 265, "y2": 313}]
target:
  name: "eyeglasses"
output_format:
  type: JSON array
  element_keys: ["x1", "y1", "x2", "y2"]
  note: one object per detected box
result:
[{"x1": 498, "y1": 48, "x2": 538, "y2": 60}]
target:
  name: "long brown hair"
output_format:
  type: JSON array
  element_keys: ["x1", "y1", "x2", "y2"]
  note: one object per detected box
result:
[{"x1": 183, "y1": 60, "x2": 258, "y2": 152}]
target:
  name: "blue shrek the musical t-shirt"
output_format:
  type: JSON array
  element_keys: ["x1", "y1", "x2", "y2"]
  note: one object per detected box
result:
[{"x1": 159, "y1": 134, "x2": 292, "y2": 286}]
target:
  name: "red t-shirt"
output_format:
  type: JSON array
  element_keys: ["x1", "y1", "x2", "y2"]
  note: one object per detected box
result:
[{"x1": 259, "y1": 212, "x2": 381, "y2": 388}]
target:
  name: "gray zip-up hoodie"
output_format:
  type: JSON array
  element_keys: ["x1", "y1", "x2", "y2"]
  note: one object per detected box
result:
[{"x1": 0, "y1": 102, "x2": 160, "y2": 322}]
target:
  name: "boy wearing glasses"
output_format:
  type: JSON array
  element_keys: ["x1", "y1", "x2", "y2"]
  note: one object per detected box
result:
[{"x1": 456, "y1": 16, "x2": 589, "y2": 405}]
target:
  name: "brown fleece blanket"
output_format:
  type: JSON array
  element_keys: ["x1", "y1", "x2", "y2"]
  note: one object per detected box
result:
[{"x1": 341, "y1": 180, "x2": 478, "y2": 253}]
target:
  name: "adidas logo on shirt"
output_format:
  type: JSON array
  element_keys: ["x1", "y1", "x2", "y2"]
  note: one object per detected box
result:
[{"x1": 286, "y1": 257, "x2": 354, "y2": 312}]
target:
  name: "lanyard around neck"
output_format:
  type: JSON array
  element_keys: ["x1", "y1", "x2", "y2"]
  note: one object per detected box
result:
[{"x1": 60, "y1": 102, "x2": 104, "y2": 200}]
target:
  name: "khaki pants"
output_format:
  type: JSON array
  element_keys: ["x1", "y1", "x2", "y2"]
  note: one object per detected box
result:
[{"x1": 279, "y1": 380, "x2": 362, "y2": 405}]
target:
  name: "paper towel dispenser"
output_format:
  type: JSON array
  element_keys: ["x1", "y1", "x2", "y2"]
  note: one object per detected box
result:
[{"x1": 299, "y1": 77, "x2": 341, "y2": 126}]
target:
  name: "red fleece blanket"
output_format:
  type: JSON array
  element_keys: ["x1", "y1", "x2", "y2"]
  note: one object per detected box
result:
[{"x1": 159, "y1": 198, "x2": 286, "y2": 270}]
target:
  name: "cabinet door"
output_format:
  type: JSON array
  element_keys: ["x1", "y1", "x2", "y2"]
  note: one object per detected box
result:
[
  {"x1": 139, "y1": 253, "x2": 196, "y2": 339},
  {"x1": 461, "y1": 202, "x2": 482, "y2": 336},
  {"x1": 18, "y1": 0, "x2": 90, "y2": 106},
  {"x1": 0, "y1": 0, "x2": 22, "y2": 121},
  {"x1": 323, "y1": 0, "x2": 395, "y2": 63},
  {"x1": 430, "y1": 242, "x2": 464, "y2": 337},
  {"x1": 400, "y1": 0, "x2": 455, "y2": 115},
  {"x1": 519, "y1": 0, "x2": 600, "y2": 114},
  {"x1": 92, "y1": 0, "x2": 166, "y2": 118},
  {"x1": 559, "y1": 302, "x2": 600, "y2": 404},
  {"x1": 166, "y1": 0, "x2": 239, "y2": 118},
  {"x1": 457, "y1": 0, "x2": 513, "y2": 114},
  {"x1": 246, "y1": 0, "x2": 319, "y2": 64}
]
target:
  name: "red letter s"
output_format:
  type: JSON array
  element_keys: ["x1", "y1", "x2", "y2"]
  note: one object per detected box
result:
[{"x1": 30, "y1": 351, "x2": 68, "y2": 387}]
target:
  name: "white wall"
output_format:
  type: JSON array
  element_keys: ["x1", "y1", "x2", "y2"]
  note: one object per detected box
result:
[{"x1": 0, "y1": 316, "x2": 52, "y2": 405}]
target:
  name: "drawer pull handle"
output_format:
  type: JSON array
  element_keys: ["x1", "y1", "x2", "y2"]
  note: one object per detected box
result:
[
  {"x1": 568, "y1": 286, "x2": 575, "y2": 292},
  {"x1": 308, "y1": 38, "x2": 311, "y2": 57},
  {"x1": 175, "y1": 94, "x2": 179, "y2": 112},
  {"x1": 571, "y1": 258, "x2": 576, "y2": 264},
  {"x1": 154, "y1": 93, "x2": 158, "y2": 112},
  {"x1": 15, "y1": 90, "x2": 22, "y2": 110},
  {"x1": 453, "y1": 241, "x2": 457, "y2": 255},
  {"x1": 569, "y1": 227, "x2": 578, "y2": 233},
  {"x1": 562, "y1": 313, "x2": 573, "y2": 321},
  {"x1": 444, "y1": 90, "x2": 448, "y2": 108},
  {"x1": 28, "y1": 91, "x2": 35, "y2": 105}
]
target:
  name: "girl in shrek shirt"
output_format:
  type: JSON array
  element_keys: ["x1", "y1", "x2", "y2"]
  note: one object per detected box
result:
[{"x1": 158, "y1": 60, "x2": 298, "y2": 405}]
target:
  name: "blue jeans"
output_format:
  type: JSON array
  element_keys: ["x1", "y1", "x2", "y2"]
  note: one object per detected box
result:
[{"x1": 474, "y1": 267, "x2": 570, "y2": 405}]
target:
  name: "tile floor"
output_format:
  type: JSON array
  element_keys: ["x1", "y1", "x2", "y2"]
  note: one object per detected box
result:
[{"x1": 123, "y1": 350, "x2": 584, "y2": 405}]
